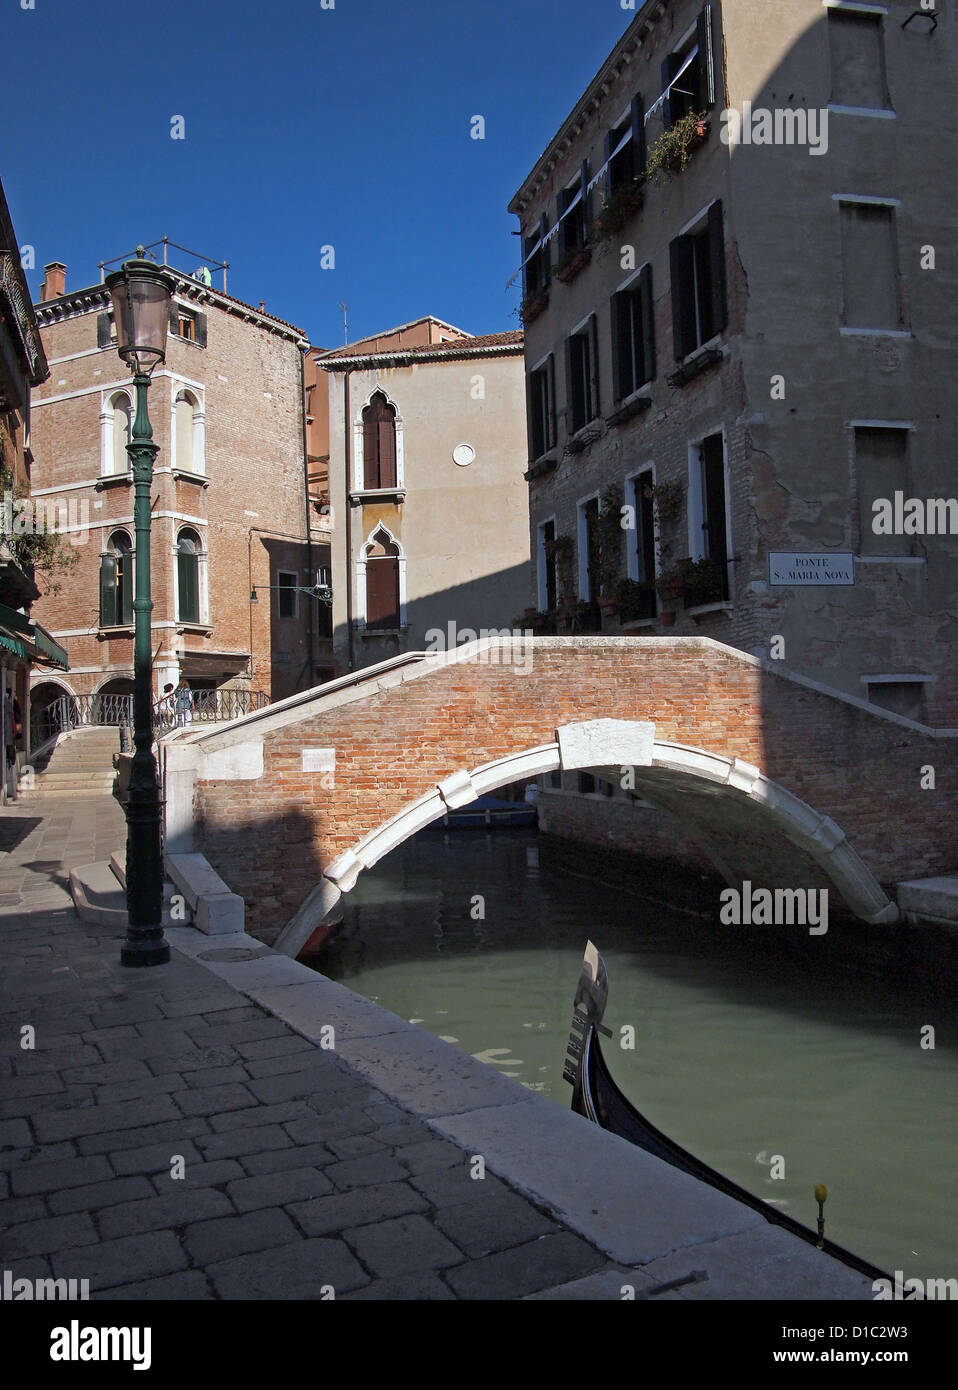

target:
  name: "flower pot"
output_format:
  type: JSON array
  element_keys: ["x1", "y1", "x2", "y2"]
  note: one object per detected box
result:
[
  {"x1": 555, "y1": 247, "x2": 592, "y2": 283},
  {"x1": 659, "y1": 610, "x2": 677, "y2": 627}
]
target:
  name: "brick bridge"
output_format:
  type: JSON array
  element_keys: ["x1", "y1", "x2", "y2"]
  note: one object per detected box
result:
[{"x1": 164, "y1": 638, "x2": 958, "y2": 953}]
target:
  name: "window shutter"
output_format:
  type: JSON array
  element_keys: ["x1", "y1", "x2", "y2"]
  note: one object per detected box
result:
[
  {"x1": 670, "y1": 236, "x2": 694, "y2": 359},
  {"x1": 640, "y1": 262, "x2": 656, "y2": 383},
  {"x1": 631, "y1": 94, "x2": 647, "y2": 181},
  {"x1": 546, "y1": 354, "x2": 556, "y2": 449},
  {"x1": 610, "y1": 294, "x2": 623, "y2": 401},
  {"x1": 363, "y1": 415, "x2": 379, "y2": 489},
  {"x1": 661, "y1": 55, "x2": 680, "y2": 128},
  {"x1": 696, "y1": 4, "x2": 716, "y2": 109},
  {"x1": 539, "y1": 214, "x2": 551, "y2": 284},
  {"x1": 168, "y1": 305, "x2": 179, "y2": 334},
  {"x1": 603, "y1": 130, "x2": 615, "y2": 201},
  {"x1": 97, "y1": 313, "x2": 111, "y2": 348},
  {"x1": 589, "y1": 315, "x2": 600, "y2": 419},
  {"x1": 195, "y1": 313, "x2": 208, "y2": 348},
  {"x1": 178, "y1": 551, "x2": 198, "y2": 623},
  {"x1": 99, "y1": 555, "x2": 117, "y2": 627},
  {"x1": 565, "y1": 336, "x2": 577, "y2": 433},
  {"x1": 119, "y1": 552, "x2": 133, "y2": 625},
  {"x1": 580, "y1": 162, "x2": 591, "y2": 238},
  {"x1": 378, "y1": 419, "x2": 397, "y2": 488},
  {"x1": 707, "y1": 200, "x2": 728, "y2": 338},
  {"x1": 366, "y1": 558, "x2": 399, "y2": 629}
]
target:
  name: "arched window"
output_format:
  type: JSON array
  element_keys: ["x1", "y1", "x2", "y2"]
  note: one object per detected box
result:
[
  {"x1": 100, "y1": 530, "x2": 133, "y2": 627},
  {"x1": 362, "y1": 392, "x2": 397, "y2": 490},
  {"x1": 176, "y1": 528, "x2": 201, "y2": 623},
  {"x1": 112, "y1": 393, "x2": 131, "y2": 474},
  {"x1": 172, "y1": 389, "x2": 205, "y2": 474},
  {"x1": 364, "y1": 528, "x2": 401, "y2": 630}
]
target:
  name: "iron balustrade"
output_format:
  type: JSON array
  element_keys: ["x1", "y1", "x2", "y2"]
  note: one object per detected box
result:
[{"x1": 31, "y1": 689, "x2": 269, "y2": 746}]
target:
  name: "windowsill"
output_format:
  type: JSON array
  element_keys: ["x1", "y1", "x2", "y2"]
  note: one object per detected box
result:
[
  {"x1": 686, "y1": 601, "x2": 732, "y2": 619},
  {"x1": 524, "y1": 455, "x2": 557, "y2": 482},
  {"x1": 98, "y1": 625, "x2": 134, "y2": 637},
  {"x1": 176, "y1": 623, "x2": 213, "y2": 636},
  {"x1": 619, "y1": 617, "x2": 659, "y2": 631},
  {"x1": 356, "y1": 627, "x2": 406, "y2": 638},
  {"x1": 668, "y1": 342, "x2": 725, "y2": 388},
  {"x1": 855, "y1": 555, "x2": 924, "y2": 564},
  {"x1": 96, "y1": 472, "x2": 133, "y2": 489},
  {"x1": 172, "y1": 469, "x2": 210, "y2": 488},
  {"x1": 169, "y1": 335, "x2": 205, "y2": 349},
  {"x1": 828, "y1": 104, "x2": 897, "y2": 120},
  {"x1": 349, "y1": 488, "x2": 406, "y2": 505},
  {"x1": 840, "y1": 327, "x2": 912, "y2": 339},
  {"x1": 606, "y1": 393, "x2": 652, "y2": 427},
  {"x1": 564, "y1": 420, "x2": 603, "y2": 455}
]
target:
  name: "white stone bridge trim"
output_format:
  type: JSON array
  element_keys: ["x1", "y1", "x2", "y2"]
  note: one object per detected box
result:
[{"x1": 272, "y1": 717, "x2": 899, "y2": 958}]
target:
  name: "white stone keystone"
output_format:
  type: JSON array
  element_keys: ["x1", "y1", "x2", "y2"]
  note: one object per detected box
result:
[
  {"x1": 556, "y1": 720, "x2": 655, "y2": 771},
  {"x1": 438, "y1": 770, "x2": 476, "y2": 809}
]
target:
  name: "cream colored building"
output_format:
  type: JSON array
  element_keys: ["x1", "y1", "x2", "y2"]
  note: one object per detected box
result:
[{"x1": 316, "y1": 318, "x2": 530, "y2": 673}]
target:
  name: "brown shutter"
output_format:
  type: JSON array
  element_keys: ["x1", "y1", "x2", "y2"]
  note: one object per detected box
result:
[
  {"x1": 707, "y1": 200, "x2": 728, "y2": 338},
  {"x1": 366, "y1": 558, "x2": 399, "y2": 629},
  {"x1": 363, "y1": 414, "x2": 379, "y2": 489},
  {"x1": 639, "y1": 262, "x2": 656, "y2": 383},
  {"x1": 378, "y1": 419, "x2": 397, "y2": 488}
]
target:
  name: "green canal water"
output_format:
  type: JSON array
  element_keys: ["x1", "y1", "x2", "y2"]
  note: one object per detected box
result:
[{"x1": 309, "y1": 827, "x2": 958, "y2": 1282}]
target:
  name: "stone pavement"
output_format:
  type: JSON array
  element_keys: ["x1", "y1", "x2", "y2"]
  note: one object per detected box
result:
[
  {"x1": 0, "y1": 794, "x2": 644, "y2": 1301},
  {"x1": 0, "y1": 794, "x2": 876, "y2": 1302}
]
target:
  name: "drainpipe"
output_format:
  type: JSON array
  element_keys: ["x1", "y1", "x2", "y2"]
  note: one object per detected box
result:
[
  {"x1": 300, "y1": 348, "x2": 315, "y2": 690},
  {"x1": 343, "y1": 368, "x2": 354, "y2": 672}
]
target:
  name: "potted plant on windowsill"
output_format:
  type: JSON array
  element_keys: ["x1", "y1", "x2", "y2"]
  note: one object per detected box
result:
[
  {"x1": 555, "y1": 243, "x2": 592, "y2": 283},
  {"x1": 520, "y1": 287, "x2": 549, "y2": 324},
  {"x1": 679, "y1": 555, "x2": 727, "y2": 607},
  {"x1": 654, "y1": 562, "x2": 690, "y2": 625},
  {"x1": 616, "y1": 577, "x2": 657, "y2": 622},
  {"x1": 595, "y1": 179, "x2": 644, "y2": 239},
  {"x1": 645, "y1": 111, "x2": 710, "y2": 182}
]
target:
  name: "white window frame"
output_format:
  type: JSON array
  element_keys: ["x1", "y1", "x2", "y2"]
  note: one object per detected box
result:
[
  {"x1": 172, "y1": 525, "x2": 209, "y2": 627},
  {"x1": 536, "y1": 515, "x2": 557, "y2": 611},
  {"x1": 100, "y1": 390, "x2": 133, "y2": 477},
  {"x1": 625, "y1": 464, "x2": 658, "y2": 583},
  {"x1": 169, "y1": 380, "x2": 207, "y2": 477},
  {"x1": 355, "y1": 523, "x2": 407, "y2": 631},
  {"x1": 576, "y1": 491, "x2": 601, "y2": 600},
  {"x1": 687, "y1": 428, "x2": 732, "y2": 574},
  {"x1": 353, "y1": 386, "x2": 405, "y2": 493}
]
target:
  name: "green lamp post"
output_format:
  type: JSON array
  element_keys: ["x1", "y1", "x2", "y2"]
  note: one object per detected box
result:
[{"x1": 105, "y1": 251, "x2": 175, "y2": 967}]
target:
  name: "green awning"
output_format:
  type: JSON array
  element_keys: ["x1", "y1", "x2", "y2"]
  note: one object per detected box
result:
[
  {"x1": 30, "y1": 623, "x2": 69, "y2": 670},
  {"x1": 0, "y1": 601, "x2": 33, "y2": 634},
  {"x1": 0, "y1": 627, "x2": 31, "y2": 662}
]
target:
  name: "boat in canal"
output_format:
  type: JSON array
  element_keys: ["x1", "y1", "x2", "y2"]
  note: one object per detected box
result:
[{"x1": 564, "y1": 940, "x2": 889, "y2": 1283}]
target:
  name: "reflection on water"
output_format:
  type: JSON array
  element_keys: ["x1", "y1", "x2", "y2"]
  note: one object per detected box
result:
[{"x1": 310, "y1": 828, "x2": 958, "y2": 1280}]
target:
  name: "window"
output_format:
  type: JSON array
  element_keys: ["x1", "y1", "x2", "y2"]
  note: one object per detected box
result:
[
  {"x1": 578, "y1": 772, "x2": 597, "y2": 795},
  {"x1": 828, "y1": 7, "x2": 891, "y2": 110},
  {"x1": 612, "y1": 265, "x2": 655, "y2": 399},
  {"x1": 838, "y1": 201, "x2": 903, "y2": 331},
  {"x1": 605, "y1": 98, "x2": 646, "y2": 197},
  {"x1": 176, "y1": 529, "x2": 201, "y2": 624},
  {"x1": 864, "y1": 678, "x2": 926, "y2": 722},
  {"x1": 362, "y1": 392, "x2": 398, "y2": 490},
  {"x1": 528, "y1": 356, "x2": 556, "y2": 459},
  {"x1": 100, "y1": 530, "x2": 133, "y2": 627},
  {"x1": 856, "y1": 426, "x2": 910, "y2": 556},
  {"x1": 670, "y1": 201, "x2": 727, "y2": 359},
  {"x1": 627, "y1": 470, "x2": 658, "y2": 619},
  {"x1": 558, "y1": 167, "x2": 589, "y2": 260},
  {"x1": 524, "y1": 214, "x2": 551, "y2": 297},
  {"x1": 112, "y1": 393, "x2": 131, "y2": 474},
  {"x1": 364, "y1": 529, "x2": 401, "y2": 630},
  {"x1": 566, "y1": 317, "x2": 600, "y2": 434},
  {"x1": 173, "y1": 389, "x2": 204, "y2": 474},
  {"x1": 170, "y1": 305, "x2": 207, "y2": 345},
  {"x1": 661, "y1": 5, "x2": 715, "y2": 129},
  {"x1": 690, "y1": 433, "x2": 730, "y2": 599},
  {"x1": 277, "y1": 571, "x2": 298, "y2": 620},
  {"x1": 538, "y1": 519, "x2": 557, "y2": 612}
]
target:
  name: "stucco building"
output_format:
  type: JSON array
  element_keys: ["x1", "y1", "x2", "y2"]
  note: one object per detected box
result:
[
  {"x1": 28, "y1": 246, "x2": 327, "y2": 724},
  {"x1": 510, "y1": 0, "x2": 956, "y2": 725},
  {"x1": 312, "y1": 317, "x2": 530, "y2": 674}
]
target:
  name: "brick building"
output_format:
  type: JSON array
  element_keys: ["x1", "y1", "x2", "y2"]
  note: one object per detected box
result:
[
  {"x1": 310, "y1": 317, "x2": 530, "y2": 674},
  {"x1": 509, "y1": 0, "x2": 957, "y2": 854},
  {"x1": 28, "y1": 246, "x2": 329, "y2": 724}
]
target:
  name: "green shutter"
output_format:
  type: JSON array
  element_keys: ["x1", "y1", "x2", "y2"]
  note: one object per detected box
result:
[
  {"x1": 178, "y1": 552, "x2": 199, "y2": 623},
  {"x1": 640, "y1": 262, "x2": 656, "y2": 383},
  {"x1": 119, "y1": 552, "x2": 133, "y2": 624},
  {"x1": 100, "y1": 555, "x2": 117, "y2": 627}
]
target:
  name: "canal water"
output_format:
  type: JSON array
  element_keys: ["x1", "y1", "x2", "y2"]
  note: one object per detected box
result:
[{"x1": 309, "y1": 827, "x2": 958, "y2": 1281}]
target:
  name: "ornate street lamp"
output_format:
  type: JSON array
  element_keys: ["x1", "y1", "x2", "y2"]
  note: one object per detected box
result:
[{"x1": 105, "y1": 251, "x2": 176, "y2": 966}]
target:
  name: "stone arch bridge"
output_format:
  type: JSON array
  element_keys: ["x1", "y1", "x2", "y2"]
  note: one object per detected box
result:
[{"x1": 163, "y1": 637, "x2": 958, "y2": 953}]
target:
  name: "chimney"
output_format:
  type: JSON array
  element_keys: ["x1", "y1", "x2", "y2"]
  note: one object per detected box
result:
[{"x1": 40, "y1": 262, "x2": 67, "y2": 301}]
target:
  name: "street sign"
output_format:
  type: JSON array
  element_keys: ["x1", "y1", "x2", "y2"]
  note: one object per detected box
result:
[{"x1": 768, "y1": 552, "x2": 855, "y2": 586}]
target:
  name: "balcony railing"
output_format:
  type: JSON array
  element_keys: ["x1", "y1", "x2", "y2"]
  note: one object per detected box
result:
[{"x1": 31, "y1": 688, "x2": 269, "y2": 748}]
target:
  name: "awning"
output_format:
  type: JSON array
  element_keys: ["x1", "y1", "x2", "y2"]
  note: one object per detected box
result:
[
  {"x1": 30, "y1": 623, "x2": 69, "y2": 670},
  {"x1": 0, "y1": 626, "x2": 31, "y2": 662},
  {"x1": 0, "y1": 603, "x2": 69, "y2": 669},
  {"x1": 177, "y1": 650, "x2": 250, "y2": 679}
]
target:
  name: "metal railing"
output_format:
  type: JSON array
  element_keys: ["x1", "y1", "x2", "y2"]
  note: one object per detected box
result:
[
  {"x1": 31, "y1": 689, "x2": 269, "y2": 747},
  {"x1": 152, "y1": 688, "x2": 270, "y2": 736}
]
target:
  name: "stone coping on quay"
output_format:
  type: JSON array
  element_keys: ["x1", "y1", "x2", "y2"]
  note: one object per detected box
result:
[{"x1": 166, "y1": 924, "x2": 876, "y2": 1299}]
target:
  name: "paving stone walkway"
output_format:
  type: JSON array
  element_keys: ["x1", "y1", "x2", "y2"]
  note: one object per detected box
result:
[{"x1": 0, "y1": 795, "x2": 633, "y2": 1300}]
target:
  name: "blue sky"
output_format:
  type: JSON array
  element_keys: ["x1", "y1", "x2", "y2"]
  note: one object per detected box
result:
[{"x1": 4, "y1": 0, "x2": 632, "y2": 347}]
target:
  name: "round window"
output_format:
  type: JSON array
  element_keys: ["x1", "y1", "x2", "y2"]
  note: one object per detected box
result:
[{"x1": 452, "y1": 443, "x2": 475, "y2": 468}]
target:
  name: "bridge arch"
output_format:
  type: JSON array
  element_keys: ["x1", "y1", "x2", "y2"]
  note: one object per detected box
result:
[{"x1": 275, "y1": 718, "x2": 898, "y2": 957}]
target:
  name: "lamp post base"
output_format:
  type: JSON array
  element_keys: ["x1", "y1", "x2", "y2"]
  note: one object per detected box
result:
[{"x1": 121, "y1": 935, "x2": 171, "y2": 968}]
